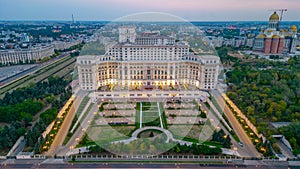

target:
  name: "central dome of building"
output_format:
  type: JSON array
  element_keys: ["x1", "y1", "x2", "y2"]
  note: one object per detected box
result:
[{"x1": 269, "y1": 12, "x2": 279, "y2": 21}]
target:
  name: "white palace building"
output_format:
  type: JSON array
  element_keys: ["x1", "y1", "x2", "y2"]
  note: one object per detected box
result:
[{"x1": 77, "y1": 26, "x2": 220, "y2": 100}]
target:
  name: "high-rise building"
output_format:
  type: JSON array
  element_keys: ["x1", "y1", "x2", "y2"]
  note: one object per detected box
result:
[{"x1": 253, "y1": 12, "x2": 298, "y2": 54}]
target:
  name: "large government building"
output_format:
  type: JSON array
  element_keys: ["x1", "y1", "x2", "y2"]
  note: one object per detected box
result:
[
  {"x1": 77, "y1": 26, "x2": 220, "y2": 96},
  {"x1": 253, "y1": 12, "x2": 298, "y2": 54},
  {"x1": 0, "y1": 45, "x2": 54, "y2": 65},
  {"x1": 0, "y1": 40, "x2": 82, "y2": 65}
]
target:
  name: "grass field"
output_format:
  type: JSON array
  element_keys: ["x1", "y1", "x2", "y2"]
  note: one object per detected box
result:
[
  {"x1": 87, "y1": 126, "x2": 135, "y2": 144},
  {"x1": 142, "y1": 111, "x2": 159, "y2": 124},
  {"x1": 52, "y1": 60, "x2": 76, "y2": 79},
  {"x1": 169, "y1": 125, "x2": 203, "y2": 141},
  {"x1": 140, "y1": 102, "x2": 161, "y2": 127}
]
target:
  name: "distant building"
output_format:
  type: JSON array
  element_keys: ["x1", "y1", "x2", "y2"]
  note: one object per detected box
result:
[
  {"x1": 0, "y1": 45, "x2": 54, "y2": 65},
  {"x1": 53, "y1": 39, "x2": 82, "y2": 50},
  {"x1": 245, "y1": 38, "x2": 255, "y2": 48},
  {"x1": 0, "y1": 40, "x2": 81, "y2": 65},
  {"x1": 39, "y1": 36, "x2": 54, "y2": 42},
  {"x1": 233, "y1": 36, "x2": 246, "y2": 48},
  {"x1": 203, "y1": 36, "x2": 223, "y2": 47},
  {"x1": 20, "y1": 33, "x2": 30, "y2": 43},
  {"x1": 253, "y1": 12, "x2": 298, "y2": 54}
]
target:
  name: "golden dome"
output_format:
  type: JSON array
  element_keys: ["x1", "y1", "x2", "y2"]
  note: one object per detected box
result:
[
  {"x1": 272, "y1": 35, "x2": 281, "y2": 38},
  {"x1": 256, "y1": 33, "x2": 266, "y2": 38},
  {"x1": 290, "y1": 25, "x2": 297, "y2": 32},
  {"x1": 269, "y1": 12, "x2": 279, "y2": 21}
]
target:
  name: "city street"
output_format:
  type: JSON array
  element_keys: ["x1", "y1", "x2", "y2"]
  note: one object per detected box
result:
[
  {"x1": 46, "y1": 90, "x2": 88, "y2": 156},
  {"x1": 54, "y1": 91, "x2": 97, "y2": 156},
  {"x1": 0, "y1": 161, "x2": 292, "y2": 169},
  {"x1": 0, "y1": 52, "x2": 69, "y2": 86},
  {"x1": 210, "y1": 89, "x2": 261, "y2": 158}
]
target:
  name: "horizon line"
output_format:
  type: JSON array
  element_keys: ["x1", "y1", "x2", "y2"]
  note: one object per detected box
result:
[{"x1": 1, "y1": 20, "x2": 300, "y2": 22}]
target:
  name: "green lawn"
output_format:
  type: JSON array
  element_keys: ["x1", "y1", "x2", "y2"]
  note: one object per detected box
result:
[
  {"x1": 135, "y1": 102, "x2": 141, "y2": 128},
  {"x1": 87, "y1": 126, "x2": 135, "y2": 144},
  {"x1": 143, "y1": 111, "x2": 158, "y2": 116},
  {"x1": 136, "y1": 102, "x2": 162, "y2": 127},
  {"x1": 169, "y1": 125, "x2": 203, "y2": 141},
  {"x1": 143, "y1": 110, "x2": 160, "y2": 127},
  {"x1": 141, "y1": 102, "x2": 161, "y2": 127}
]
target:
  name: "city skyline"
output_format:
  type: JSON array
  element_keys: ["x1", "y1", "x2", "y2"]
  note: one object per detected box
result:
[{"x1": 0, "y1": 0, "x2": 300, "y2": 21}]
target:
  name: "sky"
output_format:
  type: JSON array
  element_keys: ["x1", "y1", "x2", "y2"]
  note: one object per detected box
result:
[{"x1": 0, "y1": 0, "x2": 299, "y2": 21}]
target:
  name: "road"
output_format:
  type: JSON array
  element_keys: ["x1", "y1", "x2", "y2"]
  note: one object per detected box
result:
[
  {"x1": 57, "y1": 104, "x2": 97, "y2": 156},
  {"x1": 0, "y1": 54, "x2": 74, "y2": 97},
  {"x1": 0, "y1": 161, "x2": 292, "y2": 169},
  {"x1": 46, "y1": 91, "x2": 87, "y2": 156},
  {"x1": 0, "y1": 53, "x2": 69, "y2": 86},
  {"x1": 210, "y1": 89, "x2": 261, "y2": 158},
  {"x1": 54, "y1": 91, "x2": 95, "y2": 156},
  {"x1": 199, "y1": 101, "x2": 241, "y2": 156}
]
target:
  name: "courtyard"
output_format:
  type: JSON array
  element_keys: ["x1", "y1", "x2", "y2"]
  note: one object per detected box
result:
[{"x1": 85, "y1": 98, "x2": 211, "y2": 147}]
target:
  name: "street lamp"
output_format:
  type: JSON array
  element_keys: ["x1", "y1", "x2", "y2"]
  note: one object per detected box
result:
[{"x1": 260, "y1": 147, "x2": 266, "y2": 153}]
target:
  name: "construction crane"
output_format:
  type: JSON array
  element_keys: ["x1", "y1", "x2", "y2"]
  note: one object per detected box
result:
[{"x1": 269, "y1": 9, "x2": 288, "y2": 21}]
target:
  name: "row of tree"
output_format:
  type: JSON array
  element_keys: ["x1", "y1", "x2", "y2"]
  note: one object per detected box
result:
[{"x1": 0, "y1": 76, "x2": 69, "y2": 106}]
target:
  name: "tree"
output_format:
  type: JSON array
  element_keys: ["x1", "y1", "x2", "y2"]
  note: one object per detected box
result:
[
  {"x1": 223, "y1": 136, "x2": 232, "y2": 148},
  {"x1": 21, "y1": 112, "x2": 32, "y2": 127},
  {"x1": 149, "y1": 131, "x2": 154, "y2": 137}
]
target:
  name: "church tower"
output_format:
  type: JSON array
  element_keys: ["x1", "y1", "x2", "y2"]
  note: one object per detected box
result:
[{"x1": 268, "y1": 12, "x2": 279, "y2": 30}]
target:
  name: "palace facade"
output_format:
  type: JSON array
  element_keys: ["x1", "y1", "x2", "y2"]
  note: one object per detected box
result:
[{"x1": 77, "y1": 26, "x2": 220, "y2": 92}]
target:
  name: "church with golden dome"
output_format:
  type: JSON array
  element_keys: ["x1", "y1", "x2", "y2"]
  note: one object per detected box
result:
[{"x1": 253, "y1": 11, "x2": 298, "y2": 54}]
